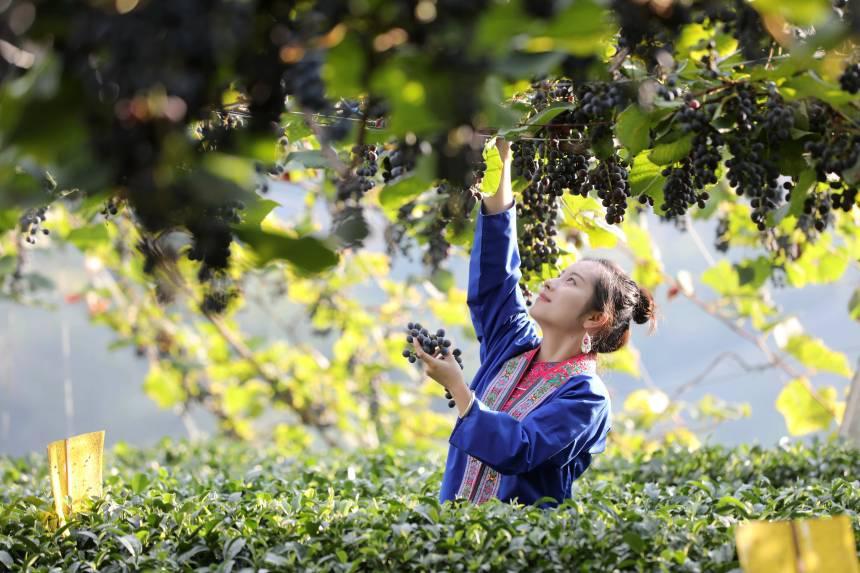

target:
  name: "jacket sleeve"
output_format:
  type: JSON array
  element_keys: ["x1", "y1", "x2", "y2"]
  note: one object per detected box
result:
[
  {"x1": 448, "y1": 379, "x2": 610, "y2": 476},
  {"x1": 467, "y1": 200, "x2": 533, "y2": 364}
]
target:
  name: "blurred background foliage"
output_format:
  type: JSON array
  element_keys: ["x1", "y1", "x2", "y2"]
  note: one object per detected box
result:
[{"x1": 0, "y1": 0, "x2": 859, "y2": 457}]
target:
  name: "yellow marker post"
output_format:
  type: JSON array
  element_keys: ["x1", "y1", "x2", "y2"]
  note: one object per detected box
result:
[
  {"x1": 736, "y1": 515, "x2": 859, "y2": 573},
  {"x1": 46, "y1": 430, "x2": 105, "y2": 536}
]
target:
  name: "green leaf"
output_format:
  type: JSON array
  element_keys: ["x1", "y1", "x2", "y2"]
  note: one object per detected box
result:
[
  {"x1": 283, "y1": 150, "x2": 329, "y2": 169},
  {"x1": 784, "y1": 235, "x2": 850, "y2": 287},
  {"x1": 0, "y1": 209, "x2": 20, "y2": 233},
  {"x1": 281, "y1": 114, "x2": 313, "y2": 142},
  {"x1": 223, "y1": 383, "x2": 269, "y2": 418},
  {"x1": 519, "y1": 102, "x2": 576, "y2": 136},
  {"x1": 599, "y1": 345, "x2": 641, "y2": 378},
  {"x1": 715, "y1": 496, "x2": 751, "y2": 518},
  {"x1": 735, "y1": 256, "x2": 772, "y2": 289},
  {"x1": 788, "y1": 170, "x2": 816, "y2": 218},
  {"x1": 780, "y1": 73, "x2": 857, "y2": 107},
  {"x1": 240, "y1": 197, "x2": 281, "y2": 229},
  {"x1": 648, "y1": 134, "x2": 694, "y2": 165},
  {"x1": 615, "y1": 105, "x2": 651, "y2": 156},
  {"x1": 369, "y1": 55, "x2": 448, "y2": 137},
  {"x1": 701, "y1": 260, "x2": 740, "y2": 296},
  {"x1": 202, "y1": 153, "x2": 257, "y2": 187},
  {"x1": 232, "y1": 227, "x2": 339, "y2": 272},
  {"x1": 481, "y1": 143, "x2": 502, "y2": 198},
  {"x1": 629, "y1": 152, "x2": 666, "y2": 198},
  {"x1": 224, "y1": 538, "x2": 247, "y2": 561},
  {"x1": 623, "y1": 531, "x2": 646, "y2": 553},
  {"x1": 428, "y1": 288, "x2": 470, "y2": 328},
  {"x1": 143, "y1": 364, "x2": 186, "y2": 409},
  {"x1": 130, "y1": 472, "x2": 151, "y2": 494},
  {"x1": 475, "y1": 0, "x2": 531, "y2": 55},
  {"x1": 321, "y1": 32, "x2": 365, "y2": 99},
  {"x1": 494, "y1": 51, "x2": 566, "y2": 78},
  {"x1": 543, "y1": 0, "x2": 615, "y2": 56},
  {"x1": 117, "y1": 533, "x2": 142, "y2": 559},
  {"x1": 65, "y1": 224, "x2": 110, "y2": 251},
  {"x1": 775, "y1": 378, "x2": 839, "y2": 435},
  {"x1": 849, "y1": 287, "x2": 860, "y2": 322},
  {"x1": 377, "y1": 155, "x2": 434, "y2": 220},
  {"x1": 0, "y1": 550, "x2": 13, "y2": 568},
  {"x1": 752, "y1": 0, "x2": 830, "y2": 25},
  {"x1": 784, "y1": 334, "x2": 852, "y2": 377}
]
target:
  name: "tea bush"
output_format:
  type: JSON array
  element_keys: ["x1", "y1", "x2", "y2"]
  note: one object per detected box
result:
[{"x1": 1, "y1": 437, "x2": 857, "y2": 572}]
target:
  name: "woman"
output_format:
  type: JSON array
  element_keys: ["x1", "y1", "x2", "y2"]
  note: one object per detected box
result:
[{"x1": 412, "y1": 137, "x2": 658, "y2": 509}]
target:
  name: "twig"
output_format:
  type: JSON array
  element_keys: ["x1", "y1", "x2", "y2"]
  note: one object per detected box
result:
[{"x1": 670, "y1": 351, "x2": 775, "y2": 400}]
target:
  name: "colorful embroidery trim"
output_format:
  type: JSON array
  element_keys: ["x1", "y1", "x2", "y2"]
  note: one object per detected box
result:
[{"x1": 456, "y1": 349, "x2": 597, "y2": 504}]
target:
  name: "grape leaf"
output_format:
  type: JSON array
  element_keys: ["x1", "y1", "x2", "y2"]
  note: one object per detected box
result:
[
  {"x1": 648, "y1": 134, "x2": 694, "y2": 165},
  {"x1": 65, "y1": 224, "x2": 110, "y2": 251},
  {"x1": 616, "y1": 105, "x2": 651, "y2": 155},
  {"x1": 784, "y1": 334, "x2": 852, "y2": 377},
  {"x1": 776, "y1": 378, "x2": 839, "y2": 435},
  {"x1": 233, "y1": 227, "x2": 339, "y2": 272}
]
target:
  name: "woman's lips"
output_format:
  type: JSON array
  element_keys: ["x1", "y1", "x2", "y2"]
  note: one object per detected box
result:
[{"x1": 539, "y1": 293, "x2": 551, "y2": 303}]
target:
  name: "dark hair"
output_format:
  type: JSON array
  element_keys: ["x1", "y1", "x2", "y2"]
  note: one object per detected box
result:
[{"x1": 579, "y1": 257, "x2": 658, "y2": 354}]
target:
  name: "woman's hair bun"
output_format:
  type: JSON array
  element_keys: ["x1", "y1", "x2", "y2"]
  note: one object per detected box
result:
[{"x1": 632, "y1": 286, "x2": 654, "y2": 325}]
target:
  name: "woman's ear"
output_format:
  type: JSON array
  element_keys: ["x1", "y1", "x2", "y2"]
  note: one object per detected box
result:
[{"x1": 583, "y1": 311, "x2": 609, "y2": 331}]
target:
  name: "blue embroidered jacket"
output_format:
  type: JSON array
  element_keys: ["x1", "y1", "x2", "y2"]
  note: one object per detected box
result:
[{"x1": 439, "y1": 200, "x2": 612, "y2": 509}]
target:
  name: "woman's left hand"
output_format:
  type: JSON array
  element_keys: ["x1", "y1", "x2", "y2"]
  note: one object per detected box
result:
[{"x1": 412, "y1": 338, "x2": 464, "y2": 390}]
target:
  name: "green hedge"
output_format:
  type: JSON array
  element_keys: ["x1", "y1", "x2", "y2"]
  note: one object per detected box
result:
[{"x1": 1, "y1": 437, "x2": 858, "y2": 572}]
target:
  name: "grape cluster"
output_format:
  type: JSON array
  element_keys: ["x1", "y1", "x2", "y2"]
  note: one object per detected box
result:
[
  {"x1": 839, "y1": 63, "x2": 860, "y2": 94},
  {"x1": 572, "y1": 83, "x2": 627, "y2": 123},
  {"x1": 282, "y1": 50, "x2": 327, "y2": 112},
  {"x1": 805, "y1": 136, "x2": 860, "y2": 182},
  {"x1": 436, "y1": 181, "x2": 483, "y2": 220},
  {"x1": 19, "y1": 206, "x2": 50, "y2": 245},
  {"x1": 678, "y1": 100, "x2": 723, "y2": 188},
  {"x1": 589, "y1": 153, "x2": 631, "y2": 225},
  {"x1": 382, "y1": 142, "x2": 419, "y2": 182},
  {"x1": 661, "y1": 159, "x2": 707, "y2": 220},
  {"x1": 725, "y1": 140, "x2": 782, "y2": 231},
  {"x1": 200, "y1": 280, "x2": 240, "y2": 314},
  {"x1": 513, "y1": 139, "x2": 564, "y2": 287},
  {"x1": 801, "y1": 190, "x2": 835, "y2": 234},
  {"x1": 724, "y1": 83, "x2": 761, "y2": 133},
  {"x1": 612, "y1": 0, "x2": 690, "y2": 67},
  {"x1": 402, "y1": 323, "x2": 464, "y2": 408},
  {"x1": 762, "y1": 89, "x2": 795, "y2": 141},
  {"x1": 657, "y1": 79, "x2": 682, "y2": 102},
  {"x1": 187, "y1": 200, "x2": 245, "y2": 282},
  {"x1": 135, "y1": 236, "x2": 179, "y2": 305},
  {"x1": 335, "y1": 144, "x2": 379, "y2": 203},
  {"x1": 384, "y1": 200, "x2": 418, "y2": 261},
  {"x1": 512, "y1": 139, "x2": 539, "y2": 182},
  {"x1": 828, "y1": 182, "x2": 859, "y2": 213},
  {"x1": 101, "y1": 196, "x2": 122, "y2": 218},
  {"x1": 722, "y1": 0, "x2": 771, "y2": 60},
  {"x1": 420, "y1": 217, "x2": 451, "y2": 273}
]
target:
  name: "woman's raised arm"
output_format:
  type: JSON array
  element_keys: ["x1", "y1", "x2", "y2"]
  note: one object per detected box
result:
[
  {"x1": 482, "y1": 138, "x2": 514, "y2": 214},
  {"x1": 466, "y1": 137, "x2": 536, "y2": 364}
]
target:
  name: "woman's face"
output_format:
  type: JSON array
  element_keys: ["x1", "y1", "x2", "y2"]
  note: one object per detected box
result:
[{"x1": 528, "y1": 260, "x2": 603, "y2": 332}]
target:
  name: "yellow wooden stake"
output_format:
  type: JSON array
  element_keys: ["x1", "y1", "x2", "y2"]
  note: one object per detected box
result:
[
  {"x1": 736, "y1": 515, "x2": 859, "y2": 573},
  {"x1": 46, "y1": 430, "x2": 105, "y2": 536}
]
